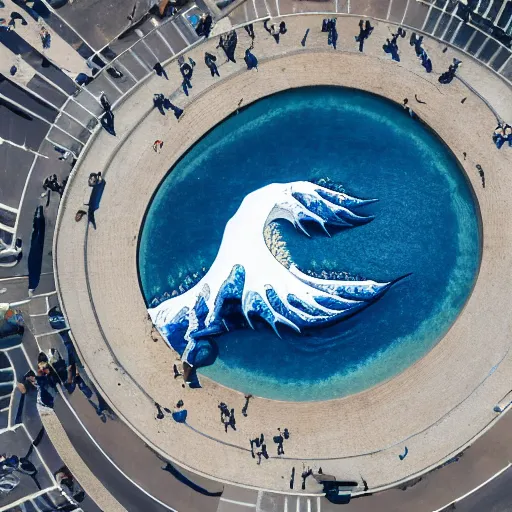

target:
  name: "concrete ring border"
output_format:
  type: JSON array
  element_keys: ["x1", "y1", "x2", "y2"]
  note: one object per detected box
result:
[{"x1": 54, "y1": 44, "x2": 512, "y2": 492}]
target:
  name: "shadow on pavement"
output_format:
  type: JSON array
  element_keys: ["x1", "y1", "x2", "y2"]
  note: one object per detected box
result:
[{"x1": 27, "y1": 206, "x2": 45, "y2": 293}]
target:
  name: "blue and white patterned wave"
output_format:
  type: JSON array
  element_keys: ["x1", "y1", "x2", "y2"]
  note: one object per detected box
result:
[{"x1": 149, "y1": 181, "x2": 409, "y2": 371}]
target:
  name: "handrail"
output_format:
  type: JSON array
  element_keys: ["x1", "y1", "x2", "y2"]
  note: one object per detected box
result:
[
  {"x1": 416, "y1": 0, "x2": 512, "y2": 53},
  {"x1": 79, "y1": 5, "x2": 202, "y2": 87},
  {"x1": 44, "y1": 7, "x2": 512, "y2": 165}
]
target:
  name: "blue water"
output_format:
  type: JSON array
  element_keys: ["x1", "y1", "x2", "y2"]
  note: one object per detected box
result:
[{"x1": 139, "y1": 87, "x2": 481, "y2": 401}]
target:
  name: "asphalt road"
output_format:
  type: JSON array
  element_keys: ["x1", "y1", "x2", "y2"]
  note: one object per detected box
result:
[
  {"x1": 53, "y1": 392, "x2": 179, "y2": 512},
  {"x1": 54, "y1": 0, "x2": 158, "y2": 51},
  {"x1": 449, "y1": 467, "x2": 512, "y2": 512}
]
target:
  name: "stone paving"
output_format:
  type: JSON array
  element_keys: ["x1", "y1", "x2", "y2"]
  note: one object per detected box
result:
[{"x1": 54, "y1": 13, "x2": 512, "y2": 495}]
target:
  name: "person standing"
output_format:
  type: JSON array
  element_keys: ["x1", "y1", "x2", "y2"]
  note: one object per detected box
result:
[
  {"x1": 217, "y1": 31, "x2": 238, "y2": 63},
  {"x1": 244, "y1": 48, "x2": 258, "y2": 71},
  {"x1": 196, "y1": 12, "x2": 213, "y2": 37},
  {"x1": 274, "y1": 430, "x2": 285, "y2": 455},
  {"x1": 241, "y1": 394, "x2": 252, "y2": 417},
  {"x1": 263, "y1": 20, "x2": 281, "y2": 43},
  {"x1": 153, "y1": 93, "x2": 166, "y2": 115},
  {"x1": 153, "y1": 140, "x2": 164, "y2": 152},
  {"x1": 228, "y1": 408, "x2": 236, "y2": 431}
]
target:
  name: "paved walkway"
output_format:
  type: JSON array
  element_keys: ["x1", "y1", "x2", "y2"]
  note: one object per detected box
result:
[{"x1": 55, "y1": 15, "x2": 512, "y2": 495}]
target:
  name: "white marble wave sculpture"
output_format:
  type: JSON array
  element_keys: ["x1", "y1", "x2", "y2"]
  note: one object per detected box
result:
[{"x1": 149, "y1": 181, "x2": 409, "y2": 374}]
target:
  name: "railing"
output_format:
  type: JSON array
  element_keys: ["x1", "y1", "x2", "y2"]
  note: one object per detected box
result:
[{"x1": 2, "y1": 2, "x2": 511, "y2": 258}]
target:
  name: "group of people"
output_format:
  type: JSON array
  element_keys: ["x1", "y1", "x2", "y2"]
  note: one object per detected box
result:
[
  {"x1": 410, "y1": 32, "x2": 432, "y2": 72},
  {"x1": 156, "y1": 399, "x2": 188, "y2": 423},
  {"x1": 41, "y1": 174, "x2": 66, "y2": 207},
  {"x1": 249, "y1": 433, "x2": 269, "y2": 464},
  {"x1": 273, "y1": 427, "x2": 290, "y2": 455},
  {"x1": 153, "y1": 93, "x2": 184, "y2": 119},
  {"x1": 147, "y1": 17, "x2": 266, "y2": 123},
  {"x1": 19, "y1": 342, "x2": 113, "y2": 422},
  {"x1": 438, "y1": 58, "x2": 462, "y2": 84},
  {"x1": 217, "y1": 396, "x2": 292, "y2": 460},
  {"x1": 383, "y1": 27, "x2": 406, "y2": 62},
  {"x1": 218, "y1": 401, "x2": 237, "y2": 432},
  {"x1": 263, "y1": 19, "x2": 287, "y2": 44},
  {"x1": 0, "y1": 11, "x2": 27, "y2": 32},
  {"x1": 322, "y1": 18, "x2": 338, "y2": 49},
  {"x1": 248, "y1": 427, "x2": 290, "y2": 464},
  {"x1": 493, "y1": 123, "x2": 512, "y2": 149}
]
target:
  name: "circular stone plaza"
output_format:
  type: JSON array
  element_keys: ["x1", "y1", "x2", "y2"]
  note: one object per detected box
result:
[{"x1": 1, "y1": 1, "x2": 512, "y2": 512}]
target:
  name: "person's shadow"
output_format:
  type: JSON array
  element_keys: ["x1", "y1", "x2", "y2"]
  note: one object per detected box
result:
[
  {"x1": 28, "y1": 206, "x2": 45, "y2": 292},
  {"x1": 88, "y1": 180, "x2": 106, "y2": 230}
]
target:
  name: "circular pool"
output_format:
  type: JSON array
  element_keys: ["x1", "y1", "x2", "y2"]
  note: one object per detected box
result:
[{"x1": 138, "y1": 86, "x2": 481, "y2": 401}]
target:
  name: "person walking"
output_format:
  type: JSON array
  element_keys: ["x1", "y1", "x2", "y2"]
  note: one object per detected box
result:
[
  {"x1": 100, "y1": 93, "x2": 111, "y2": 112},
  {"x1": 179, "y1": 59, "x2": 194, "y2": 96},
  {"x1": 8, "y1": 11, "x2": 27, "y2": 30},
  {"x1": 153, "y1": 62, "x2": 169, "y2": 80},
  {"x1": 228, "y1": 408, "x2": 236, "y2": 431},
  {"x1": 168, "y1": 101, "x2": 183, "y2": 120},
  {"x1": 328, "y1": 19, "x2": 338, "y2": 50},
  {"x1": 355, "y1": 19, "x2": 374, "y2": 52},
  {"x1": 204, "y1": 52, "x2": 220, "y2": 77},
  {"x1": 153, "y1": 93, "x2": 166, "y2": 115}
]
